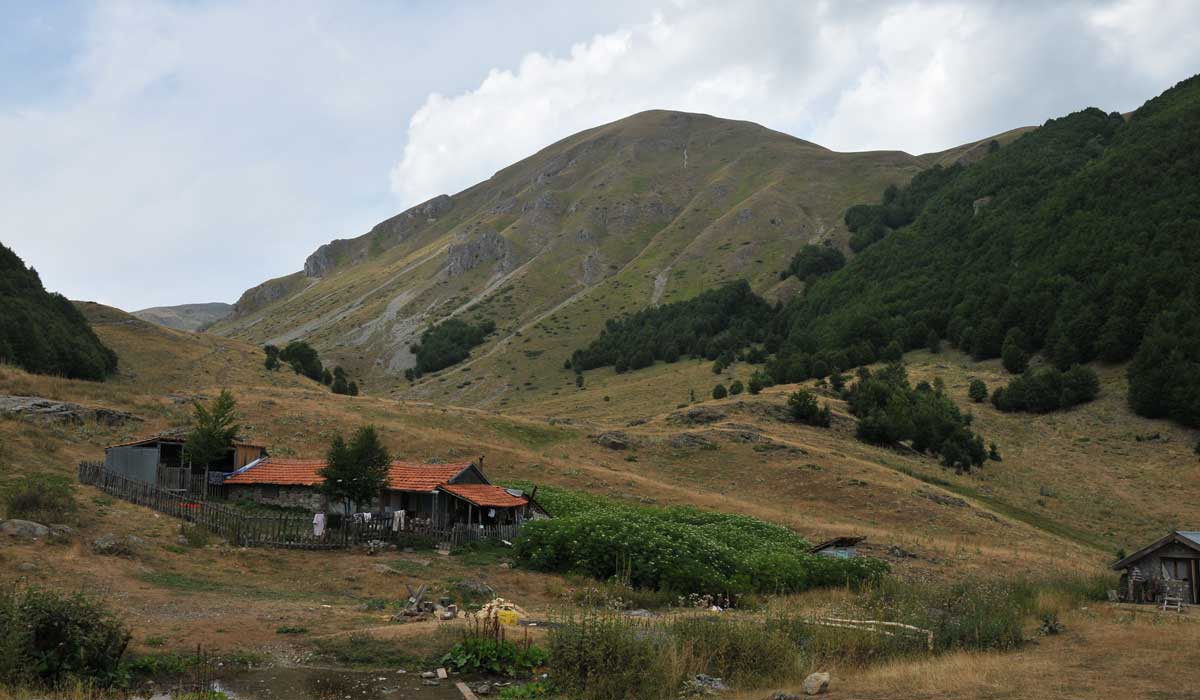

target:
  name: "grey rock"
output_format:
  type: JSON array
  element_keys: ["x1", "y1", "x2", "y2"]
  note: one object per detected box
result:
[
  {"x1": 453, "y1": 579, "x2": 495, "y2": 598},
  {"x1": 914, "y1": 489, "x2": 967, "y2": 508},
  {"x1": 770, "y1": 694, "x2": 802, "y2": 700},
  {"x1": 49, "y1": 524, "x2": 74, "y2": 540},
  {"x1": 668, "y1": 433, "x2": 715, "y2": 450},
  {"x1": 17, "y1": 561, "x2": 38, "y2": 572},
  {"x1": 803, "y1": 671, "x2": 829, "y2": 695},
  {"x1": 473, "y1": 682, "x2": 492, "y2": 695},
  {"x1": 92, "y1": 533, "x2": 143, "y2": 556},
  {"x1": 667, "y1": 406, "x2": 726, "y2": 426},
  {"x1": 0, "y1": 395, "x2": 142, "y2": 427},
  {"x1": 595, "y1": 431, "x2": 633, "y2": 450},
  {"x1": 1, "y1": 519, "x2": 50, "y2": 539},
  {"x1": 446, "y1": 230, "x2": 517, "y2": 278},
  {"x1": 420, "y1": 671, "x2": 437, "y2": 679}
]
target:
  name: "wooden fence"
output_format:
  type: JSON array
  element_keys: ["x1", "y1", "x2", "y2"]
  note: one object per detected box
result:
[{"x1": 78, "y1": 461, "x2": 521, "y2": 551}]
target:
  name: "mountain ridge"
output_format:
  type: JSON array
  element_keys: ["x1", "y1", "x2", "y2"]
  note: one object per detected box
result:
[{"x1": 212, "y1": 109, "x2": 1024, "y2": 402}]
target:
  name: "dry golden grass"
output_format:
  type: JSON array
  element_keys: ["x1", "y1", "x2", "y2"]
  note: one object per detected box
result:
[{"x1": 2, "y1": 303, "x2": 1195, "y2": 699}]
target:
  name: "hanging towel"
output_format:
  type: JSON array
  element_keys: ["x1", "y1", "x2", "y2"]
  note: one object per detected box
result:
[
  {"x1": 313, "y1": 513, "x2": 326, "y2": 537},
  {"x1": 392, "y1": 510, "x2": 403, "y2": 532}
]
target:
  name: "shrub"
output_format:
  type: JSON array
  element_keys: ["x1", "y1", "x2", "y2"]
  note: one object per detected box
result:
[
  {"x1": 442, "y1": 617, "x2": 547, "y2": 678},
  {"x1": 729, "y1": 380, "x2": 744, "y2": 396},
  {"x1": 0, "y1": 587, "x2": 131, "y2": 688},
  {"x1": 787, "y1": 390, "x2": 831, "y2": 427},
  {"x1": 179, "y1": 523, "x2": 211, "y2": 548},
  {"x1": 968, "y1": 379, "x2": 988, "y2": 403},
  {"x1": 2, "y1": 474, "x2": 77, "y2": 523},
  {"x1": 548, "y1": 612, "x2": 683, "y2": 700},
  {"x1": 712, "y1": 384, "x2": 727, "y2": 400}
]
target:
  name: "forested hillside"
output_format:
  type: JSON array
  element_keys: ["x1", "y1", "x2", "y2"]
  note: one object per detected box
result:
[
  {"x1": 779, "y1": 74, "x2": 1200, "y2": 428},
  {"x1": 573, "y1": 75, "x2": 1200, "y2": 428},
  {"x1": 0, "y1": 242, "x2": 118, "y2": 380}
]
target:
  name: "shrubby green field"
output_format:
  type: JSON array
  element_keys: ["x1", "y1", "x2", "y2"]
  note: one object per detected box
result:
[{"x1": 512, "y1": 486, "x2": 887, "y2": 596}]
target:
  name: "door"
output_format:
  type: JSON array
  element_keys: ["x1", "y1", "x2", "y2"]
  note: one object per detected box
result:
[{"x1": 1163, "y1": 558, "x2": 1196, "y2": 603}]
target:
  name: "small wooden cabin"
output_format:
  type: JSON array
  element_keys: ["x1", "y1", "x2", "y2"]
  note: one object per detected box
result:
[
  {"x1": 1112, "y1": 531, "x2": 1200, "y2": 604},
  {"x1": 221, "y1": 456, "x2": 548, "y2": 527},
  {"x1": 104, "y1": 434, "x2": 266, "y2": 496}
]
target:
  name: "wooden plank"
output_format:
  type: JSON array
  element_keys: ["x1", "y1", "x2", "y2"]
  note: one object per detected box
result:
[{"x1": 454, "y1": 682, "x2": 478, "y2": 700}]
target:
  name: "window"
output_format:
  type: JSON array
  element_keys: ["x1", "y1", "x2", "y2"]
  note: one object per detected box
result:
[{"x1": 260, "y1": 485, "x2": 280, "y2": 499}]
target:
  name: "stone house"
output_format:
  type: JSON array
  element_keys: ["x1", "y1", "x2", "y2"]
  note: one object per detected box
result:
[{"x1": 220, "y1": 456, "x2": 547, "y2": 526}]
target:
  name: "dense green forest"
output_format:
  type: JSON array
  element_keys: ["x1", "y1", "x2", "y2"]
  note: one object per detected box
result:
[
  {"x1": 777, "y1": 74, "x2": 1200, "y2": 428},
  {"x1": 570, "y1": 74, "x2": 1200, "y2": 429},
  {"x1": 0, "y1": 242, "x2": 117, "y2": 380},
  {"x1": 569, "y1": 281, "x2": 774, "y2": 373},
  {"x1": 406, "y1": 317, "x2": 495, "y2": 380}
]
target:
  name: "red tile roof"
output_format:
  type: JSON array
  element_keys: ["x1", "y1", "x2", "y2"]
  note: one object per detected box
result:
[
  {"x1": 440, "y1": 483, "x2": 528, "y2": 509},
  {"x1": 387, "y1": 461, "x2": 473, "y2": 491},
  {"x1": 223, "y1": 458, "x2": 476, "y2": 491},
  {"x1": 223, "y1": 458, "x2": 324, "y2": 486}
]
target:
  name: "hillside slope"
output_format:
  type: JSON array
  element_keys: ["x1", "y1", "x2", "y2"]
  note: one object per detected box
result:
[
  {"x1": 0, "y1": 241, "x2": 117, "y2": 380},
  {"x1": 131, "y1": 302, "x2": 232, "y2": 332},
  {"x1": 211, "y1": 110, "x2": 1012, "y2": 402}
]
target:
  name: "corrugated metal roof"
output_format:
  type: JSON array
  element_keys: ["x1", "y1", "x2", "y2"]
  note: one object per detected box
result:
[
  {"x1": 1178, "y1": 532, "x2": 1200, "y2": 546},
  {"x1": 106, "y1": 434, "x2": 265, "y2": 451},
  {"x1": 441, "y1": 483, "x2": 529, "y2": 508}
]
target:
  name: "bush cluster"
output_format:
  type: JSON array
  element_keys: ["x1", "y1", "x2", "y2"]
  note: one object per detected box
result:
[
  {"x1": 846, "y1": 363, "x2": 987, "y2": 471},
  {"x1": 991, "y1": 365, "x2": 1099, "y2": 413},
  {"x1": 513, "y1": 487, "x2": 886, "y2": 597},
  {"x1": 0, "y1": 587, "x2": 131, "y2": 688},
  {"x1": 406, "y1": 318, "x2": 495, "y2": 379},
  {"x1": 2, "y1": 474, "x2": 77, "y2": 524}
]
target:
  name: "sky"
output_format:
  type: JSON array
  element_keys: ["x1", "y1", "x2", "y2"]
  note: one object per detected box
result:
[{"x1": 2, "y1": 1, "x2": 1197, "y2": 311}]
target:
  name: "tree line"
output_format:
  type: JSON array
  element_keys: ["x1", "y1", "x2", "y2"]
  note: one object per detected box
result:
[
  {"x1": 264, "y1": 340, "x2": 358, "y2": 395},
  {"x1": 405, "y1": 317, "x2": 496, "y2": 380}
]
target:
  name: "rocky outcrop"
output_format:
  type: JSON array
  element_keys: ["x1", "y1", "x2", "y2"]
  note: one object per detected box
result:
[
  {"x1": 230, "y1": 272, "x2": 304, "y2": 317},
  {"x1": 667, "y1": 406, "x2": 727, "y2": 426},
  {"x1": 0, "y1": 395, "x2": 142, "y2": 427},
  {"x1": 1, "y1": 519, "x2": 50, "y2": 539},
  {"x1": 803, "y1": 671, "x2": 830, "y2": 695},
  {"x1": 305, "y1": 194, "x2": 455, "y2": 279},
  {"x1": 595, "y1": 431, "x2": 634, "y2": 450},
  {"x1": 446, "y1": 230, "x2": 516, "y2": 278}
]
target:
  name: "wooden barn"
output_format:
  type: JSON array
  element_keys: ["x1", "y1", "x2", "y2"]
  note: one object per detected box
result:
[
  {"x1": 1112, "y1": 530, "x2": 1200, "y2": 607},
  {"x1": 221, "y1": 456, "x2": 548, "y2": 527},
  {"x1": 104, "y1": 434, "x2": 266, "y2": 496}
]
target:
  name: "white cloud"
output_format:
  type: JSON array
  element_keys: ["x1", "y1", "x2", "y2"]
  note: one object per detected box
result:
[
  {"x1": 391, "y1": 0, "x2": 1200, "y2": 206},
  {"x1": 3, "y1": 1, "x2": 1198, "y2": 309}
]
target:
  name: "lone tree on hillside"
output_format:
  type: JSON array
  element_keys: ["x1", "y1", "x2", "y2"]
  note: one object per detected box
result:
[
  {"x1": 319, "y1": 425, "x2": 390, "y2": 513},
  {"x1": 968, "y1": 379, "x2": 988, "y2": 403},
  {"x1": 184, "y1": 389, "x2": 239, "y2": 469},
  {"x1": 712, "y1": 383, "x2": 728, "y2": 400}
]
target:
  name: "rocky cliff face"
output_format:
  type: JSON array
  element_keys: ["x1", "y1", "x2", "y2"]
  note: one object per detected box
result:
[
  {"x1": 446, "y1": 230, "x2": 517, "y2": 278},
  {"x1": 303, "y1": 194, "x2": 455, "y2": 278},
  {"x1": 230, "y1": 273, "x2": 305, "y2": 318}
]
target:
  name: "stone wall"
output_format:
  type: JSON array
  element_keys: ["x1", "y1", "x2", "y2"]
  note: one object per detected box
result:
[{"x1": 226, "y1": 484, "x2": 325, "y2": 512}]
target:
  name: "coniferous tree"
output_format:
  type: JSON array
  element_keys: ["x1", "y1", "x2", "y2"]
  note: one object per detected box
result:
[
  {"x1": 968, "y1": 379, "x2": 988, "y2": 403},
  {"x1": 184, "y1": 390, "x2": 239, "y2": 469},
  {"x1": 319, "y1": 425, "x2": 390, "y2": 513},
  {"x1": 712, "y1": 384, "x2": 728, "y2": 400},
  {"x1": 1001, "y1": 328, "x2": 1029, "y2": 374}
]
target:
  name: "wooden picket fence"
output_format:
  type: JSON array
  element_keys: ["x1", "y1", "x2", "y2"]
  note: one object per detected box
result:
[{"x1": 78, "y1": 461, "x2": 521, "y2": 550}]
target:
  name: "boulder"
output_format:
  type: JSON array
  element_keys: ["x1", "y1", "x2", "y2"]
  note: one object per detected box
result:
[
  {"x1": 668, "y1": 432, "x2": 715, "y2": 450},
  {"x1": 17, "y1": 561, "x2": 38, "y2": 572},
  {"x1": 770, "y1": 694, "x2": 802, "y2": 700},
  {"x1": 803, "y1": 671, "x2": 830, "y2": 695},
  {"x1": 1, "y1": 519, "x2": 50, "y2": 539},
  {"x1": 595, "y1": 431, "x2": 633, "y2": 450},
  {"x1": 453, "y1": 579, "x2": 496, "y2": 598},
  {"x1": 92, "y1": 533, "x2": 144, "y2": 556},
  {"x1": 667, "y1": 406, "x2": 726, "y2": 425}
]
